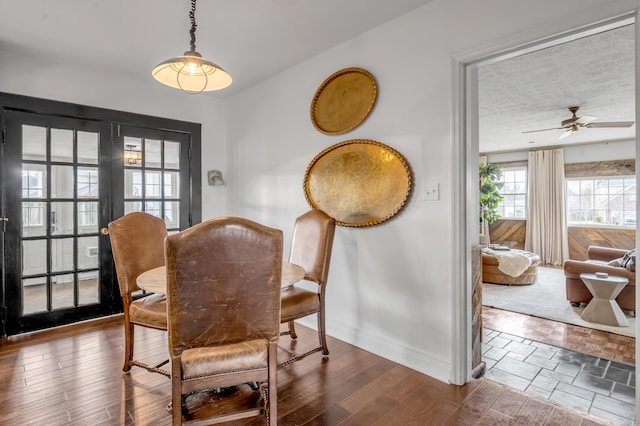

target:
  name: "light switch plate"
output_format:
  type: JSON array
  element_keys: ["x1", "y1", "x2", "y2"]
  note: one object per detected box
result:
[{"x1": 423, "y1": 184, "x2": 439, "y2": 201}]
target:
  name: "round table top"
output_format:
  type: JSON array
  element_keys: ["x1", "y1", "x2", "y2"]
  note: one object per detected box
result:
[{"x1": 137, "y1": 262, "x2": 305, "y2": 294}]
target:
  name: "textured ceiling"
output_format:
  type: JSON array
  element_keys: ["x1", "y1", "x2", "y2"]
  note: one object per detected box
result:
[{"x1": 479, "y1": 23, "x2": 636, "y2": 154}]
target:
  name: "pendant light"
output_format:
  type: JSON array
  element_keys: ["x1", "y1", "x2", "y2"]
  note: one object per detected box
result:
[{"x1": 152, "y1": 0, "x2": 232, "y2": 94}]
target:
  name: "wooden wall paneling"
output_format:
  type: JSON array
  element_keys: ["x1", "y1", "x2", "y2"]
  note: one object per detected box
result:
[
  {"x1": 565, "y1": 159, "x2": 635, "y2": 178},
  {"x1": 471, "y1": 245, "x2": 484, "y2": 377},
  {"x1": 489, "y1": 219, "x2": 526, "y2": 249},
  {"x1": 567, "y1": 226, "x2": 636, "y2": 260}
]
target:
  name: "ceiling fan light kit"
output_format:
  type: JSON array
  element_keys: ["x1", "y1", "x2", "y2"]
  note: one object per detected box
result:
[
  {"x1": 523, "y1": 106, "x2": 634, "y2": 139},
  {"x1": 152, "y1": 0, "x2": 232, "y2": 94}
]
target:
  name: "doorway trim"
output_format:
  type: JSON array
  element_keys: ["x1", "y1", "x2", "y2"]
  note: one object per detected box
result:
[{"x1": 451, "y1": 8, "x2": 639, "y2": 388}]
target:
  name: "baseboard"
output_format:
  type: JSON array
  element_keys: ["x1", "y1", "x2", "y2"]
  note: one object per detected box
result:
[{"x1": 294, "y1": 317, "x2": 453, "y2": 384}]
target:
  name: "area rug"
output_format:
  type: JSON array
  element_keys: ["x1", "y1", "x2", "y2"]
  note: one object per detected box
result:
[{"x1": 482, "y1": 266, "x2": 635, "y2": 338}]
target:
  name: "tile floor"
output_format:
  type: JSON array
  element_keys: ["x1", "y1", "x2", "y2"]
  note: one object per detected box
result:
[{"x1": 483, "y1": 328, "x2": 636, "y2": 425}]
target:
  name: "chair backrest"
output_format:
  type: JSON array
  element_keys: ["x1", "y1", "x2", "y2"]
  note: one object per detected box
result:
[
  {"x1": 165, "y1": 217, "x2": 283, "y2": 355},
  {"x1": 109, "y1": 212, "x2": 168, "y2": 297},
  {"x1": 288, "y1": 209, "x2": 336, "y2": 286}
]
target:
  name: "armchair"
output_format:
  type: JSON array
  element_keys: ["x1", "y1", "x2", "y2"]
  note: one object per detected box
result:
[{"x1": 564, "y1": 246, "x2": 635, "y2": 313}]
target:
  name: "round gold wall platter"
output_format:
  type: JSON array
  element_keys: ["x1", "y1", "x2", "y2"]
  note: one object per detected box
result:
[
  {"x1": 304, "y1": 139, "x2": 412, "y2": 227},
  {"x1": 310, "y1": 68, "x2": 377, "y2": 135}
]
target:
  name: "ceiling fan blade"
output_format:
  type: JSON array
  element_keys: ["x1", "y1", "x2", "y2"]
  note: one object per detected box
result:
[
  {"x1": 522, "y1": 127, "x2": 564, "y2": 134},
  {"x1": 576, "y1": 115, "x2": 597, "y2": 125},
  {"x1": 558, "y1": 129, "x2": 574, "y2": 139},
  {"x1": 587, "y1": 121, "x2": 635, "y2": 128}
]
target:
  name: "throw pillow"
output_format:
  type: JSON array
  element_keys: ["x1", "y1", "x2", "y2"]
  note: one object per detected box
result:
[
  {"x1": 621, "y1": 249, "x2": 636, "y2": 271},
  {"x1": 607, "y1": 258, "x2": 623, "y2": 267}
]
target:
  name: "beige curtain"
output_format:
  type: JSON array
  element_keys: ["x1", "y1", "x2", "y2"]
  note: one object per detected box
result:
[
  {"x1": 525, "y1": 148, "x2": 568, "y2": 265},
  {"x1": 479, "y1": 155, "x2": 490, "y2": 245}
]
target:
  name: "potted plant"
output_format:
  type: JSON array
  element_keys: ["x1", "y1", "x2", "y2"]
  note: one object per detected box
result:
[{"x1": 479, "y1": 163, "x2": 503, "y2": 241}]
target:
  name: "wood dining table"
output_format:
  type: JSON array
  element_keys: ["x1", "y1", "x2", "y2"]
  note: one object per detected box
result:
[{"x1": 136, "y1": 262, "x2": 305, "y2": 294}]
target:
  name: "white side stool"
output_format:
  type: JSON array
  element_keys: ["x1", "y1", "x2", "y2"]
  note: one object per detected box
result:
[{"x1": 579, "y1": 273, "x2": 629, "y2": 327}]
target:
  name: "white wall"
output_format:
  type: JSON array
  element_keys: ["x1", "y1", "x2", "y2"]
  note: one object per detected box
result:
[
  {"x1": 224, "y1": 0, "x2": 640, "y2": 383},
  {"x1": 1, "y1": 0, "x2": 637, "y2": 385}
]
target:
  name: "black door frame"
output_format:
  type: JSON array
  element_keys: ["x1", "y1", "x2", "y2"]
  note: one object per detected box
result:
[{"x1": 0, "y1": 92, "x2": 201, "y2": 336}]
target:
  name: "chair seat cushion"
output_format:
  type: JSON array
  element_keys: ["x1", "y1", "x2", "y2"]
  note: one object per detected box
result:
[
  {"x1": 181, "y1": 340, "x2": 268, "y2": 379},
  {"x1": 130, "y1": 293, "x2": 167, "y2": 328},
  {"x1": 280, "y1": 286, "x2": 320, "y2": 322}
]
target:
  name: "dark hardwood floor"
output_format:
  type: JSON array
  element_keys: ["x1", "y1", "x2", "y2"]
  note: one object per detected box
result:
[{"x1": 0, "y1": 314, "x2": 620, "y2": 425}]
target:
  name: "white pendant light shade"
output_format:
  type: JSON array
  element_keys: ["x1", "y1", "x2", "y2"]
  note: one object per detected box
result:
[
  {"x1": 152, "y1": 51, "x2": 232, "y2": 94},
  {"x1": 152, "y1": 0, "x2": 231, "y2": 94}
]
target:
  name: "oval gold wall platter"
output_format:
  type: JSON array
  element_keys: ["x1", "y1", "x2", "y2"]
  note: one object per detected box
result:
[
  {"x1": 310, "y1": 67, "x2": 377, "y2": 135},
  {"x1": 304, "y1": 139, "x2": 412, "y2": 227}
]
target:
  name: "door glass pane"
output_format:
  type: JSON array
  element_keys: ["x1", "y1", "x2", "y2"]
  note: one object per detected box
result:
[
  {"x1": 52, "y1": 274, "x2": 74, "y2": 310},
  {"x1": 78, "y1": 272, "x2": 99, "y2": 305},
  {"x1": 78, "y1": 237, "x2": 99, "y2": 269},
  {"x1": 145, "y1": 139, "x2": 162, "y2": 168},
  {"x1": 22, "y1": 125, "x2": 46, "y2": 161},
  {"x1": 165, "y1": 141, "x2": 180, "y2": 169},
  {"x1": 78, "y1": 202, "x2": 99, "y2": 234},
  {"x1": 145, "y1": 201, "x2": 162, "y2": 218},
  {"x1": 22, "y1": 239, "x2": 47, "y2": 275},
  {"x1": 125, "y1": 169, "x2": 143, "y2": 198},
  {"x1": 51, "y1": 128, "x2": 74, "y2": 162},
  {"x1": 22, "y1": 164, "x2": 47, "y2": 198},
  {"x1": 77, "y1": 167, "x2": 99, "y2": 198},
  {"x1": 77, "y1": 131, "x2": 99, "y2": 164},
  {"x1": 23, "y1": 278, "x2": 47, "y2": 314},
  {"x1": 51, "y1": 238, "x2": 74, "y2": 272},
  {"x1": 51, "y1": 165, "x2": 74, "y2": 198},
  {"x1": 164, "y1": 171, "x2": 180, "y2": 198},
  {"x1": 125, "y1": 201, "x2": 142, "y2": 214},
  {"x1": 165, "y1": 201, "x2": 179, "y2": 229},
  {"x1": 124, "y1": 137, "x2": 142, "y2": 168},
  {"x1": 145, "y1": 171, "x2": 162, "y2": 198},
  {"x1": 22, "y1": 202, "x2": 46, "y2": 237},
  {"x1": 51, "y1": 201, "x2": 74, "y2": 235}
]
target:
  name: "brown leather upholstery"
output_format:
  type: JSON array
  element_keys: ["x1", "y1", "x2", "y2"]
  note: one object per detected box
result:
[
  {"x1": 280, "y1": 209, "x2": 336, "y2": 365},
  {"x1": 108, "y1": 212, "x2": 168, "y2": 375},
  {"x1": 165, "y1": 217, "x2": 282, "y2": 425},
  {"x1": 482, "y1": 250, "x2": 541, "y2": 285},
  {"x1": 564, "y1": 246, "x2": 635, "y2": 312}
]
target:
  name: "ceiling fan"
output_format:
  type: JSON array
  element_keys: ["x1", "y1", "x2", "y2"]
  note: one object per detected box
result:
[{"x1": 523, "y1": 106, "x2": 635, "y2": 139}]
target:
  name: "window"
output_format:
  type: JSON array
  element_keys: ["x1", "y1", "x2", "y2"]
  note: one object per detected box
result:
[
  {"x1": 496, "y1": 167, "x2": 527, "y2": 219},
  {"x1": 566, "y1": 177, "x2": 636, "y2": 227}
]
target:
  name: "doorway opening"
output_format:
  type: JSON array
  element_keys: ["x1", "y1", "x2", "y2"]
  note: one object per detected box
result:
[{"x1": 457, "y1": 13, "x2": 638, "y2": 423}]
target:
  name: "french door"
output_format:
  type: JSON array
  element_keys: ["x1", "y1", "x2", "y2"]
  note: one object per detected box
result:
[
  {"x1": 1, "y1": 106, "x2": 198, "y2": 336},
  {"x1": 115, "y1": 124, "x2": 192, "y2": 232},
  {"x1": 3, "y1": 111, "x2": 115, "y2": 334}
]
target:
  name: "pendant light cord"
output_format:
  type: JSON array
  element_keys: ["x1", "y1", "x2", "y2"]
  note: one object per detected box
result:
[{"x1": 189, "y1": 0, "x2": 197, "y2": 52}]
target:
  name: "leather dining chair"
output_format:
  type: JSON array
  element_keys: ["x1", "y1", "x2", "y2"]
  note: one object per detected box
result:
[
  {"x1": 108, "y1": 212, "x2": 169, "y2": 376},
  {"x1": 280, "y1": 209, "x2": 336, "y2": 367},
  {"x1": 165, "y1": 217, "x2": 282, "y2": 425}
]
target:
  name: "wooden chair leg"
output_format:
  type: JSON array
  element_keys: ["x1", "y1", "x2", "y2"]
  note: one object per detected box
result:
[
  {"x1": 171, "y1": 360, "x2": 182, "y2": 425},
  {"x1": 288, "y1": 320, "x2": 297, "y2": 339},
  {"x1": 268, "y1": 342, "x2": 278, "y2": 425},
  {"x1": 123, "y1": 322, "x2": 134, "y2": 372},
  {"x1": 317, "y1": 310, "x2": 329, "y2": 356}
]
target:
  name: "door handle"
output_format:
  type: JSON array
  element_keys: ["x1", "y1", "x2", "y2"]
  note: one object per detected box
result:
[{"x1": 100, "y1": 227, "x2": 109, "y2": 235}]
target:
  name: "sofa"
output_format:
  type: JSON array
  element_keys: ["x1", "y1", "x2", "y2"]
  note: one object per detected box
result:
[
  {"x1": 563, "y1": 246, "x2": 635, "y2": 313},
  {"x1": 482, "y1": 249, "x2": 541, "y2": 285}
]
